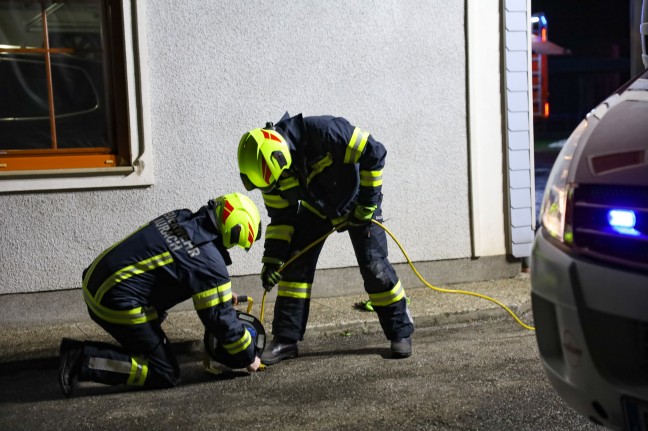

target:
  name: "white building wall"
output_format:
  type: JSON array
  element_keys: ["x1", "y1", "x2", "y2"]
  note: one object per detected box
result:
[{"x1": 0, "y1": 0, "x2": 504, "y2": 297}]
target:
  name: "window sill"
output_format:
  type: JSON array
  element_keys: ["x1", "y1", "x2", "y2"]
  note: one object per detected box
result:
[
  {"x1": 0, "y1": 166, "x2": 134, "y2": 178},
  {"x1": 0, "y1": 162, "x2": 153, "y2": 193}
]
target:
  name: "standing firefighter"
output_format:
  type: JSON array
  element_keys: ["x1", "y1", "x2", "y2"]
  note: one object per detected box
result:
[
  {"x1": 59, "y1": 193, "x2": 263, "y2": 397},
  {"x1": 238, "y1": 112, "x2": 414, "y2": 365}
]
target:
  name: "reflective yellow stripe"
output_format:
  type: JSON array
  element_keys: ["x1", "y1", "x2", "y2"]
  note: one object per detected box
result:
[
  {"x1": 331, "y1": 215, "x2": 347, "y2": 226},
  {"x1": 307, "y1": 153, "x2": 333, "y2": 182},
  {"x1": 262, "y1": 256, "x2": 283, "y2": 265},
  {"x1": 368, "y1": 281, "x2": 405, "y2": 307},
  {"x1": 263, "y1": 193, "x2": 290, "y2": 209},
  {"x1": 277, "y1": 175, "x2": 299, "y2": 191},
  {"x1": 360, "y1": 170, "x2": 383, "y2": 187},
  {"x1": 344, "y1": 127, "x2": 369, "y2": 164},
  {"x1": 82, "y1": 224, "x2": 148, "y2": 289},
  {"x1": 302, "y1": 202, "x2": 346, "y2": 224},
  {"x1": 223, "y1": 328, "x2": 252, "y2": 355},
  {"x1": 266, "y1": 225, "x2": 295, "y2": 242},
  {"x1": 127, "y1": 356, "x2": 149, "y2": 386},
  {"x1": 301, "y1": 201, "x2": 326, "y2": 219},
  {"x1": 95, "y1": 252, "x2": 174, "y2": 302},
  {"x1": 82, "y1": 232, "x2": 172, "y2": 326},
  {"x1": 354, "y1": 204, "x2": 377, "y2": 221},
  {"x1": 277, "y1": 281, "x2": 312, "y2": 299},
  {"x1": 83, "y1": 288, "x2": 159, "y2": 325},
  {"x1": 192, "y1": 282, "x2": 233, "y2": 310}
]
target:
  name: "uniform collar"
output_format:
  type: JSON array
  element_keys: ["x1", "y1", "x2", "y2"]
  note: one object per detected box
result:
[
  {"x1": 275, "y1": 112, "x2": 316, "y2": 202},
  {"x1": 275, "y1": 112, "x2": 306, "y2": 151}
]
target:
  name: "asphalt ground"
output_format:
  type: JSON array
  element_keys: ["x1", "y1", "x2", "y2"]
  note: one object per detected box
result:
[
  {"x1": 0, "y1": 311, "x2": 605, "y2": 431},
  {"x1": 0, "y1": 274, "x2": 534, "y2": 371}
]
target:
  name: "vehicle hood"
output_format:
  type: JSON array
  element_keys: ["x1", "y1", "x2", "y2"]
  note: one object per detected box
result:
[{"x1": 573, "y1": 76, "x2": 648, "y2": 187}]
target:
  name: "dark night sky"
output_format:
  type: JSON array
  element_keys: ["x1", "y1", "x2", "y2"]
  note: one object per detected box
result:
[
  {"x1": 531, "y1": 1, "x2": 637, "y2": 136},
  {"x1": 531, "y1": 0, "x2": 631, "y2": 58}
]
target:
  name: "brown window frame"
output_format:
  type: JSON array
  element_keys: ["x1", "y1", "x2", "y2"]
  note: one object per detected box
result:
[{"x1": 0, "y1": 0, "x2": 130, "y2": 172}]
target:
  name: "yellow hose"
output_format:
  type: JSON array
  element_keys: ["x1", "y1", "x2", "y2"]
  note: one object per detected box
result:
[
  {"x1": 372, "y1": 220, "x2": 535, "y2": 331},
  {"x1": 260, "y1": 228, "x2": 336, "y2": 322},
  {"x1": 259, "y1": 220, "x2": 535, "y2": 331}
]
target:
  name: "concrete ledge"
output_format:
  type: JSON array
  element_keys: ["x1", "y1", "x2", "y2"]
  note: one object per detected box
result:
[{"x1": 0, "y1": 255, "x2": 520, "y2": 329}]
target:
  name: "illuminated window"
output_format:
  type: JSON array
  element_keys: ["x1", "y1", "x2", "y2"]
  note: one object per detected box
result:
[{"x1": 0, "y1": 0, "x2": 129, "y2": 172}]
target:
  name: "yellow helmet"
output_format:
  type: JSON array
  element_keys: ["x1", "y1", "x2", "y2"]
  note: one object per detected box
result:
[
  {"x1": 212, "y1": 193, "x2": 261, "y2": 250},
  {"x1": 238, "y1": 125, "x2": 292, "y2": 192}
]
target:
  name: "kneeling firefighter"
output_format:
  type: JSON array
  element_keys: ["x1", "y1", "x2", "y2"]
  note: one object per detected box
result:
[
  {"x1": 238, "y1": 112, "x2": 415, "y2": 365},
  {"x1": 59, "y1": 193, "x2": 264, "y2": 397}
]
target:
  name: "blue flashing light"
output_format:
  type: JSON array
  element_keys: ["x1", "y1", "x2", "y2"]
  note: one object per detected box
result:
[
  {"x1": 608, "y1": 209, "x2": 641, "y2": 236},
  {"x1": 540, "y1": 15, "x2": 547, "y2": 26},
  {"x1": 608, "y1": 209, "x2": 636, "y2": 229}
]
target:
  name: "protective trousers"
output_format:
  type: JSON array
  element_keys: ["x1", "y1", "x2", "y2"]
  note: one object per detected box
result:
[
  {"x1": 76, "y1": 311, "x2": 180, "y2": 389},
  {"x1": 272, "y1": 206, "x2": 414, "y2": 342}
]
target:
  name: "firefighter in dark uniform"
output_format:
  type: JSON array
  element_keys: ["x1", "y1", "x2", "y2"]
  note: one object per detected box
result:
[
  {"x1": 58, "y1": 193, "x2": 263, "y2": 397},
  {"x1": 237, "y1": 112, "x2": 414, "y2": 365}
]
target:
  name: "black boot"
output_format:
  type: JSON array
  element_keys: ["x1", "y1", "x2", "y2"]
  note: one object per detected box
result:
[
  {"x1": 59, "y1": 338, "x2": 83, "y2": 397},
  {"x1": 260, "y1": 337, "x2": 298, "y2": 365},
  {"x1": 391, "y1": 336, "x2": 412, "y2": 359}
]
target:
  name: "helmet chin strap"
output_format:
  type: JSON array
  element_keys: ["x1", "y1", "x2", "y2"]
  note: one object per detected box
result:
[
  {"x1": 229, "y1": 224, "x2": 242, "y2": 247},
  {"x1": 206, "y1": 200, "x2": 219, "y2": 229}
]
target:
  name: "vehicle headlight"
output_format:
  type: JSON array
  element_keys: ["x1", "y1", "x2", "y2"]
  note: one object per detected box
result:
[{"x1": 540, "y1": 119, "x2": 588, "y2": 243}]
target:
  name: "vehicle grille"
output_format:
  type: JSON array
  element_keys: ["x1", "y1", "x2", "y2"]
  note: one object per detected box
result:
[
  {"x1": 571, "y1": 184, "x2": 648, "y2": 271},
  {"x1": 581, "y1": 308, "x2": 648, "y2": 386}
]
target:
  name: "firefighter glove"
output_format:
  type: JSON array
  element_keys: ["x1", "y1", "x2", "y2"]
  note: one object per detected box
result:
[
  {"x1": 348, "y1": 204, "x2": 377, "y2": 227},
  {"x1": 261, "y1": 262, "x2": 283, "y2": 291}
]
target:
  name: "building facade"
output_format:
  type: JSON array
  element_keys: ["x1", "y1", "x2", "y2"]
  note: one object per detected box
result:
[{"x1": 0, "y1": 0, "x2": 534, "y2": 326}]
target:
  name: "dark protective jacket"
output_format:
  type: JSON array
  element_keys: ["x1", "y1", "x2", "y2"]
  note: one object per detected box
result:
[
  {"x1": 262, "y1": 112, "x2": 386, "y2": 261},
  {"x1": 82, "y1": 205, "x2": 256, "y2": 367}
]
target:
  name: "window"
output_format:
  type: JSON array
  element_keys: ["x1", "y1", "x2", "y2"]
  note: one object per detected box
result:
[
  {"x1": 0, "y1": 0, "x2": 130, "y2": 171},
  {"x1": 0, "y1": 0, "x2": 151, "y2": 191}
]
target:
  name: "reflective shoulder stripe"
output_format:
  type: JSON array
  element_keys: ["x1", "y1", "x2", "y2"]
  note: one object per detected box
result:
[
  {"x1": 344, "y1": 127, "x2": 370, "y2": 164},
  {"x1": 192, "y1": 282, "x2": 233, "y2": 310},
  {"x1": 368, "y1": 281, "x2": 405, "y2": 307},
  {"x1": 300, "y1": 201, "x2": 326, "y2": 219},
  {"x1": 359, "y1": 169, "x2": 383, "y2": 187},
  {"x1": 127, "y1": 356, "x2": 149, "y2": 386},
  {"x1": 83, "y1": 288, "x2": 159, "y2": 325},
  {"x1": 277, "y1": 281, "x2": 312, "y2": 299},
  {"x1": 95, "y1": 251, "x2": 174, "y2": 303},
  {"x1": 223, "y1": 328, "x2": 252, "y2": 355},
  {"x1": 263, "y1": 193, "x2": 290, "y2": 209},
  {"x1": 265, "y1": 225, "x2": 295, "y2": 242}
]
